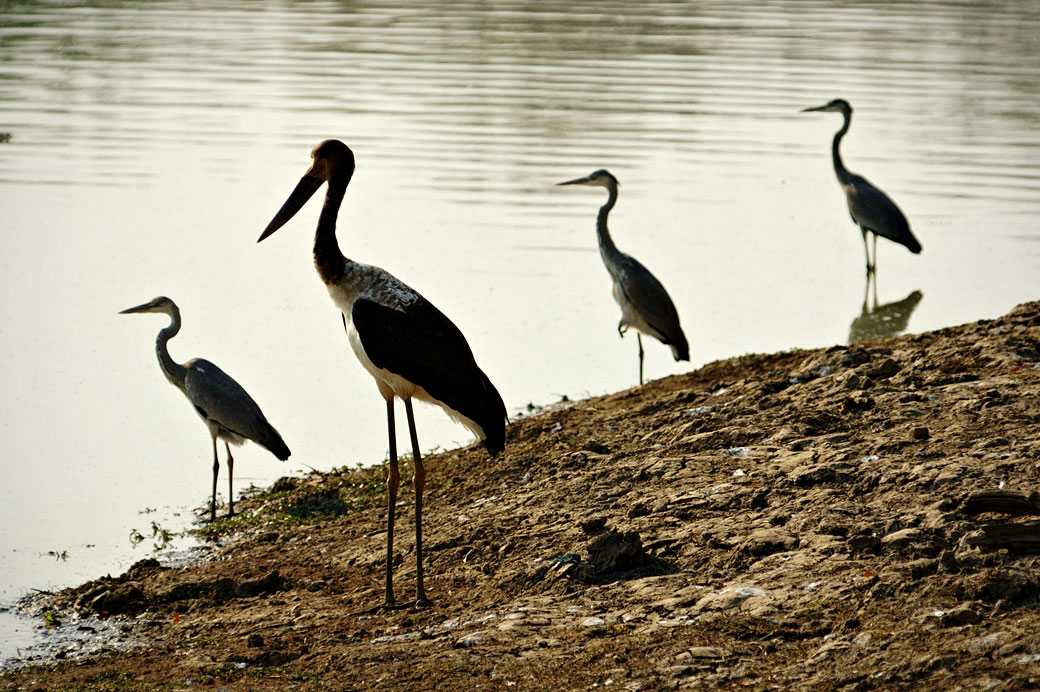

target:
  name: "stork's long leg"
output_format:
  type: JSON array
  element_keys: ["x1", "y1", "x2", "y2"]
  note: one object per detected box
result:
[
  {"x1": 384, "y1": 398, "x2": 400, "y2": 607},
  {"x1": 209, "y1": 436, "x2": 219, "y2": 522},
  {"x1": 872, "y1": 233, "x2": 879, "y2": 274},
  {"x1": 404, "y1": 399, "x2": 431, "y2": 607},
  {"x1": 637, "y1": 333, "x2": 645, "y2": 385},
  {"x1": 225, "y1": 441, "x2": 235, "y2": 518}
]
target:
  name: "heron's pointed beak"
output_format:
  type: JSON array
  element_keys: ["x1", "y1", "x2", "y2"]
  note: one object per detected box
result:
[
  {"x1": 801, "y1": 104, "x2": 828, "y2": 113},
  {"x1": 119, "y1": 301, "x2": 155, "y2": 315},
  {"x1": 258, "y1": 174, "x2": 325, "y2": 242},
  {"x1": 557, "y1": 175, "x2": 593, "y2": 186}
]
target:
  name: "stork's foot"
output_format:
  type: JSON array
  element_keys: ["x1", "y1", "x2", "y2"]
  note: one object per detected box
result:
[
  {"x1": 352, "y1": 595, "x2": 433, "y2": 615},
  {"x1": 353, "y1": 599, "x2": 406, "y2": 616}
]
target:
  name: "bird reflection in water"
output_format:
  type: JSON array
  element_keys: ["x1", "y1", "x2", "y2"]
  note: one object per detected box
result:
[{"x1": 848, "y1": 274, "x2": 923, "y2": 344}]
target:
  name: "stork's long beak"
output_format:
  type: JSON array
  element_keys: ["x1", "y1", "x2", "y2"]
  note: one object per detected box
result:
[
  {"x1": 257, "y1": 174, "x2": 325, "y2": 242},
  {"x1": 119, "y1": 301, "x2": 155, "y2": 315},
  {"x1": 557, "y1": 175, "x2": 593, "y2": 186},
  {"x1": 801, "y1": 104, "x2": 829, "y2": 113}
]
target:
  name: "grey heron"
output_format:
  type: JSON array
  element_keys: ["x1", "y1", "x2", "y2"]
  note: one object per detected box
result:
[
  {"x1": 120, "y1": 296, "x2": 290, "y2": 522},
  {"x1": 558, "y1": 169, "x2": 689, "y2": 385},
  {"x1": 257, "y1": 139, "x2": 506, "y2": 608},
  {"x1": 802, "y1": 98, "x2": 922, "y2": 273}
]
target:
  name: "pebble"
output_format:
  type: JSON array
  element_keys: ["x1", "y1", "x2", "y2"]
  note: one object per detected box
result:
[
  {"x1": 964, "y1": 633, "x2": 1001, "y2": 653},
  {"x1": 694, "y1": 586, "x2": 768, "y2": 613},
  {"x1": 880, "y1": 528, "x2": 923, "y2": 550},
  {"x1": 866, "y1": 358, "x2": 901, "y2": 380},
  {"x1": 580, "y1": 516, "x2": 607, "y2": 534},
  {"x1": 454, "y1": 632, "x2": 486, "y2": 648},
  {"x1": 657, "y1": 615, "x2": 696, "y2": 628},
  {"x1": 371, "y1": 631, "x2": 420, "y2": 644}
]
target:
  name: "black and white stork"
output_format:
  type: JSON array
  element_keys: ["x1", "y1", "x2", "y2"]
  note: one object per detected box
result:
[{"x1": 258, "y1": 139, "x2": 506, "y2": 608}]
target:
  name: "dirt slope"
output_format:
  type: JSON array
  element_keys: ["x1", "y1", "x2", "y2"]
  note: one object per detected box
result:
[{"x1": 5, "y1": 301, "x2": 1040, "y2": 691}]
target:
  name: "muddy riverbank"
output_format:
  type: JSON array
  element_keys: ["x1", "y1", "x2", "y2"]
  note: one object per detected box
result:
[{"x1": 4, "y1": 301, "x2": 1039, "y2": 691}]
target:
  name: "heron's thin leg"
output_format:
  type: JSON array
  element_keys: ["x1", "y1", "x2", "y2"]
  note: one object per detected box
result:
[
  {"x1": 872, "y1": 233, "x2": 879, "y2": 274},
  {"x1": 210, "y1": 436, "x2": 219, "y2": 523},
  {"x1": 637, "y1": 333, "x2": 645, "y2": 385},
  {"x1": 225, "y1": 441, "x2": 235, "y2": 518},
  {"x1": 861, "y1": 227, "x2": 873, "y2": 274},
  {"x1": 404, "y1": 399, "x2": 432, "y2": 607},
  {"x1": 384, "y1": 399, "x2": 399, "y2": 607}
]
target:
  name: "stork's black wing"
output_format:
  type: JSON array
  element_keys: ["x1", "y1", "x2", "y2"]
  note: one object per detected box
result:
[{"x1": 352, "y1": 296, "x2": 506, "y2": 454}]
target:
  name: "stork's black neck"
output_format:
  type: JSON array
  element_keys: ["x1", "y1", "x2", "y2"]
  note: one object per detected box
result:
[
  {"x1": 314, "y1": 178, "x2": 350, "y2": 284},
  {"x1": 596, "y1": 183, "x2": 623, "y2": 269},
  {"x1": 832, "y1": 109, "x2": 854, "y2": 185}
]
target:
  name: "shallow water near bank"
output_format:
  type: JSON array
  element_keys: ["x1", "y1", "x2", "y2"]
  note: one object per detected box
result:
[
  {"x1": 0, "y1": 526, "x2": 212, "y2": 665},
  {"x1": 1, "y1": 0, "x2": 1038, "y2": 661}
]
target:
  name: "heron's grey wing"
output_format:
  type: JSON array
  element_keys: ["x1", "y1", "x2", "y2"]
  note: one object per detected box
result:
[
  {"x1": 615, "y1": 254, "x2": 686, "y2": 346},
  {"x1": 844, "y1": 176, "x2": 921, "y2": 252},
  {"x1": 183, "y1": 359, "x2": 288, "y2": 457},
  {"x1": 352, "y1": 296, "x2": 506, "y2": 453}
]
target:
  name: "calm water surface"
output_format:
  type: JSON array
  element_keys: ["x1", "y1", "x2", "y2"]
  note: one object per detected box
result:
[{"x1": 1, "y1": 0, "x2": 1038, "y2": 659}]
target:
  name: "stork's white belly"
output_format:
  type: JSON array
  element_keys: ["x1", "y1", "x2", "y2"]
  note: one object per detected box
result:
[
  {"x1": 329, "y1": 283, "x2": 487, "y2": 442},
  {"x1": 344, "y1": 318, "x2": 418, "y2": 401}
]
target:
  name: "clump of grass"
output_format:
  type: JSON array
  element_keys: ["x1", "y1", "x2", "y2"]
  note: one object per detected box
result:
[
  {"x1": 129, "y1": 521, "x2": 180, "y2": 551},
  {"x1": 93, "y1": 669, "x2": 136, "y2": 686},
  {"x1": 692, "y1": 615, "x2": 784, "y2": 642},
  {"x1": 191, "y1": 462, "x2": 389, "y2": 540},
  {"x1": 175, "y1": 634, "x2": 215, "y2": 649}
]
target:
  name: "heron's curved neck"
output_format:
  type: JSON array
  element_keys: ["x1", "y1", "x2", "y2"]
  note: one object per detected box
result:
[
  {"x1": 156, "y1": 307, "x2": 187, "y2": 388},
  {"x1": 831, "y1": 110, "x2": 854, "y2": 184},
  {"x1": 313, "y1": 177, "x2": 351, "y2": 284},
  {"x1": 596, "y1": 183, "x2": 623, "y2": 266}
]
